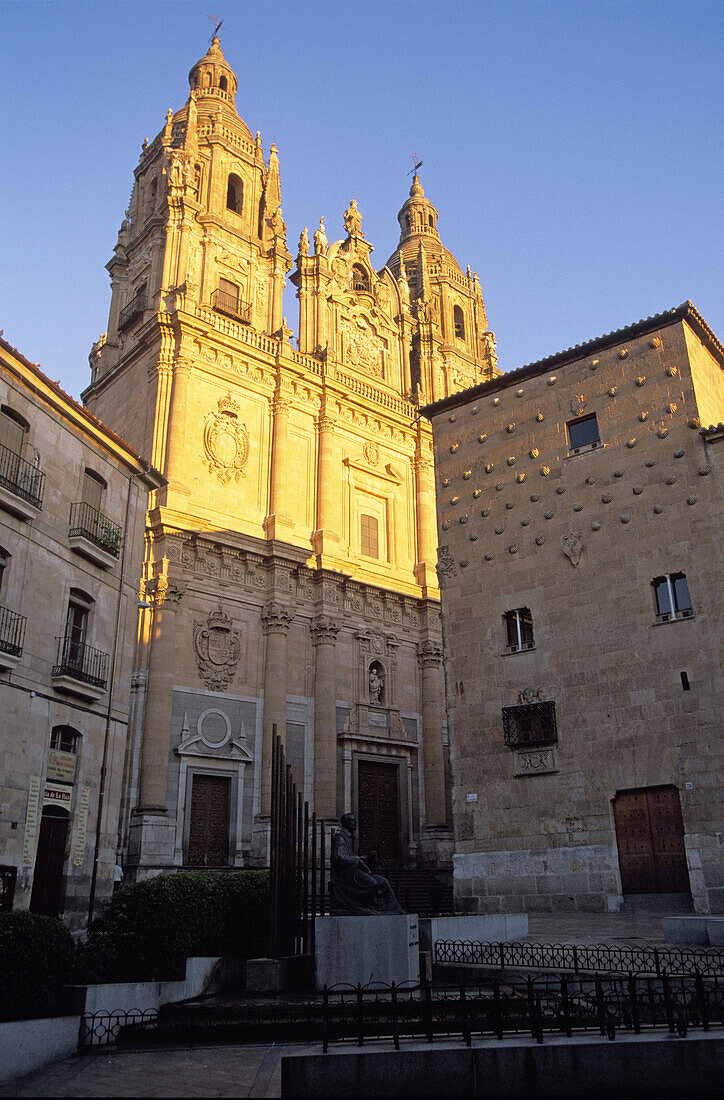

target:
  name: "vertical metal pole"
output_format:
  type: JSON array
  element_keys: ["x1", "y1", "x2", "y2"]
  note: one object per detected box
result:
[
  {"x1": 310, "y1": 811, "x2": 317, "y2": 956},
  {"x1": 694, "y1": 971, "x2": 709, "y2": 1032},
  {"x1": 296, "y1": 791, "x2": 303, "y2": 954},
  {"x1": 268, "y1": 728, "x2": 278, "y2": 955},
  {"x1": 320, "y1": 819, "x2": 326, "y2": 917},
  {"x1": 303, "y1": 801, "x2": 310, "y2": 954}
]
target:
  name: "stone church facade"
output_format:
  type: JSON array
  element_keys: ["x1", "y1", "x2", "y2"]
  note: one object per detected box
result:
[
  {"x1": 423, "y1": 304, "x2": 723, "y2": 915},
  {"x1": 81, "y1": 37, "x2": 498, "y2": 878}
]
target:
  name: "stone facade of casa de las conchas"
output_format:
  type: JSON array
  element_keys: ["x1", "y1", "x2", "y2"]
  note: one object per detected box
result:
[
  {"x1": 82, "y1": 37, "x2": 499, "y2": 879},
  {"x1": 423, "y1": 305, "x2": 723, "y2": 916}
]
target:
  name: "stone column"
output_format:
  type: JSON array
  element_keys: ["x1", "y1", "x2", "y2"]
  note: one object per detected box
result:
[
  {"x1": 164, "y1": 357, "x2": 192, "y2": 489},
  {"x1": 310, "y1": 616, "x2": 341, "y2": 819},
  {"x1": 417, "y1": 640, "x2": 446, "y2": 826},
  {"x1": 313, "y1": 413, "x2": 338, "y2": 553},
  {"x1": 260, "y1": 603, "x2": 294, "y2": 815},
  {"x1": 265, "y1": 396, "x2": 292, "y2": 537},
  {"x1": 414, "y1": 449, "x2": 437, "y2": 591},
  {"x1": 137, "y1": 576, "x2": 186, "y2": 811}
]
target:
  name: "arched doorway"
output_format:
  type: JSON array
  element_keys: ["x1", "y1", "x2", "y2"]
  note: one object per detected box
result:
[
  {"x1": 29, "y1": 806, "x2": 70, "y2": 917},
  {"x1": 613, "y1": 785, "x2": 691, "y2": 897}
]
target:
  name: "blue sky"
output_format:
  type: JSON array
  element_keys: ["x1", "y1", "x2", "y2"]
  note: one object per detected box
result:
[{"x1": 1, "y1": 0, "x2": 721, "y2": 399}]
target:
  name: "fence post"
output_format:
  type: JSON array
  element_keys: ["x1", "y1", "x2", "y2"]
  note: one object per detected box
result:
[
  {"x1": 322, "y1": 984, "x2": 329, "y2": 1053},
  {"x1": 391, "y1": 982, "x2": 400, "y2": 1050},
  {"x1": 627, "y1": 976, "x2": 640, "y2": 1034},
  {"x1": 499, "y1": 941, "x2": 505, "y2": 969},
  {"x1": 594, "y1": 974, "x2": 607, "y2": 1037},
  {"x1": 654, "y1": 947, "x2": 661, "y2": 979},
  {"x1": 460, "y1": 984, "x2": 471, "y2": 1046},
  {"x1": 560, "y1": 976, "x2": 571, "y2": 1037},
  {"x1": 423, "y1": 975, "x2": 434, "y2": 1042},
  {"x1": 694, "y1": 970, "x2": 709, "y2": 1032},
  {"x1": 357, "y1": 984, "x2": 364, "y2": 1046},
  {"x1": 572, "y1": 944, "x2": 578, "y2": 974},
  {"x1": 494, "y1": 978, "x2": 503, "y2": 1039},
  {"x1": 662, "y1": 972, "x2": 675, "y2": 1034}
]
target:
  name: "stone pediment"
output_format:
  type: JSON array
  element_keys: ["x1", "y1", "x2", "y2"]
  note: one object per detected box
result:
[
  {"x1": 343, "y1": 454, "x2": 402, "y2": 485},
  {"x1": 176, "y1": 709, "x2": 253, "y2": 762}
]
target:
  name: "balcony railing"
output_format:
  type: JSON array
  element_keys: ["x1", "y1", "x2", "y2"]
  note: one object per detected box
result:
[
  {"x1": 211, "y1": 288, "x2": 252, "y2": 324},
  {"x1": 118, "y1": 290, "x2": 147, "y2": 331},
  {"x1": 52, "y1": 635, "x2": 109, "y2": 689},
  {"x1": 69, "y1": 501, "x2": 122, "y2": 558},
  {"x1": 0, "y1": 605, "x2": 26, "y2": 658},
  {"x1": 0, "y1": 442, "x2": 45, "y2": 509}
]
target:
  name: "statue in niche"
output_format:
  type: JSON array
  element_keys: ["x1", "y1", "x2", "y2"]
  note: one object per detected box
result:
[
  {"x1": 368, "y1": 661, "x2": 385, "y2": 705},
  {"x1": 314, "y1": 217, "x2": 328, "y2": 255},
  {"x1": 329, "y1": 813, "x2": 404, "y2": 915}
]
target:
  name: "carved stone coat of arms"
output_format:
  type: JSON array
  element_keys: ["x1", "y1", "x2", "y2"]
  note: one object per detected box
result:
[
  {"x1": 193, "y1": 607, "x2": 242, "y2": 691},
  {"x1": 203, "y1": 394, "x2": 249, "y2": 484}
]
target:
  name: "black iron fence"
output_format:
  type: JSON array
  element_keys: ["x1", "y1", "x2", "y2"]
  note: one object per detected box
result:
[
  {"x1": 52, "y1": 634, "x2": 109, "y2": 688},
  {"x1": 0, "y1": 441, "x2": 45, "y2": 508},
  {"x1": 85, "y1": 973, "x2": 723, "y2": 1051},
  {"x1": 80, "y1": 1008, "x2": 158, "y2": 1048},
  {"x1": 69, "y1": 501, "x2": 122, "y2": 557},
  {"x1": 434, "y1": 939, "x2": 724, "y2": 978},
  {"x1": 211, "y1": 288, "x2": 252, "y2": 324},
  {"x1": 0, "y1": 605, "x2": 26, "y2": 657},
  {"x1": 118, "y1": 290, "x2": 147, "y2": 331}
]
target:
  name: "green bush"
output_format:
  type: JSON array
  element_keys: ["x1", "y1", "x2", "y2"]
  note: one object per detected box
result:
[
  {"x1": 77, "y1": 870, "x2": 269, "y2": 983},
  {"x1": 0, "y1": 911, "x2": 76, "y2": 1021}
]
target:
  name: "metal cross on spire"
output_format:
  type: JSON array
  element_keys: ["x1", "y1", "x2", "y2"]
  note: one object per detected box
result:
[
  {"x1": 408, "y1": 152, "x2": 423, "y2": 175},
  {"x1": 207, "y1": 13, "x2": 224, "y2": 39}
]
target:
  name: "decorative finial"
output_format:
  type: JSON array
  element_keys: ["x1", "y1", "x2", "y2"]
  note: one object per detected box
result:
[
  {"x1": 207, "y1": 13, "x2": 224, "y2": 42},
  {"x1": 408, "y1": 151, "x2": 423, "y2": 176}
]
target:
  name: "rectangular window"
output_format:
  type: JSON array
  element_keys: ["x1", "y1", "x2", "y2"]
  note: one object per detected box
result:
[
  {"x1": 653, "y1": 572, "x2": 692, "y2": 621},
  {"x1": 567, "y1": 413, "x2": 600, "y2": 452},
  {"x1": 504, "y1": 607, "x2": 534, "y2": 652},
  {"x1": 218, "y1": 278, "x2": 238, "y2": 307},
  {"x1": 82, "y1": 471, "x2": 104, "y2": 513},
  {"x1": 0, "y1": 411, "x2": 25, "y2": 456},
  {"x1": 360, "y1": 513, "x2": 379, "y2": 558}
]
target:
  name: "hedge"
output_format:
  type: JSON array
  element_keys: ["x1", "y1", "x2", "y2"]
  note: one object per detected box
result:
[
  {"x1": 77, "y1": 869, "x2": 269, "y2": 983},
  {"x1": 0, "y1": 911, "x2": 77, "y2": 1021}
]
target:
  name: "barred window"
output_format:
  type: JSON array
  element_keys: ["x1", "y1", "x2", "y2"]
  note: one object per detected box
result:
[{"x1": 502, "y1": 700, "x2": 557, "y2": 749}]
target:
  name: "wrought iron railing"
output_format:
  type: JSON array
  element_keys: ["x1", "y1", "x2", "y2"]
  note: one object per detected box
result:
[
  {"x1": 434, "y1": 940, "x2": 724, "y2": 978},
  {"x1": 211, "y1": 288, "x2": 252, "y2": 323},
  {"x1": 0, "y1": 441, "x2": 45, "y2": 509},
  {"x1": 118, "y1": 290, "x2": 147, "y2": 331},
  {"x1": 52, "y1": 634, "x2": 109, "y2": 689},
  {"x1": 89, "y1": 974, "x2": 723, "y2": 1050},
  {"x1": 0, "y1": 605, "x2": 26, "y2": 658},
  {"x1": 69, "y1": 501, "x2": 122, "y2": 557}
]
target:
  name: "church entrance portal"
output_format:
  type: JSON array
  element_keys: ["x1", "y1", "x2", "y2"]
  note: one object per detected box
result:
[
  {"x1": 29, "y1": 807, "x2": 69, "y2": 917},
  {"x1": 187, "y1": 774, "x2": 231, "y2": 867},
  {"x1": 357, "y1": 759, "x2": 400, "y2": 869},
  {"x1": 613, "y1": 785, "x2": 691, "y2": 895}
]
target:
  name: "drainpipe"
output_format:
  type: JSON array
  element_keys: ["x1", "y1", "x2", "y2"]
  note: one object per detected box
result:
[{"x1": 87, "y1": 467, "x2": 143, "y2": 927}]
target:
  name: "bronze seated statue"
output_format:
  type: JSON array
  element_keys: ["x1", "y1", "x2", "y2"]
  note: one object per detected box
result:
[{"x1": 329, "y1": 812, "x2": 404, "y2": 915}]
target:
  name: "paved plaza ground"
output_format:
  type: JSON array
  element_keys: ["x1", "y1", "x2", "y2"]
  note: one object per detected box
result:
[{"x1": 0, "y1": 913, "x2": 701, "y2": 1098}]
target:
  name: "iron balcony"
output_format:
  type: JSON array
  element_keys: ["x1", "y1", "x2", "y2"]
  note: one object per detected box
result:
[
  {"x1": 0, "y1": 441, "x2": 45, "y2": 510},
  {"x1": 52, "y1": 634, "x2": 109, "y2": 689},
  {"x1": 118, "y1": 290, "x2": 147, "y2": 331},
  {"x1": 0, "y1": 605, "x2": 26, "y2": 658},
  {"x1": 211, "y1": 288, "x2": 252, "y2": 324},
  {"x1": 69, "y1": 501, "x2": 122, "y2": 559}
]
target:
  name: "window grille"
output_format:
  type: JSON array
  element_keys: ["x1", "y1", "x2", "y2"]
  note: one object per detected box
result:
[{"x1": 502, "y1": 700, "x2": 557, "y2": 749}]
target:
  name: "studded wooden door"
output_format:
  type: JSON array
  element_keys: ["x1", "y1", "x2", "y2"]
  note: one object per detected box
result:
[
  {"x1": 613, "y1": 786, "x2": 690, "y2": 894},
  {"x1": 187, "y1": 774, "x2": 230, "y2": 867},
  {"x1": 357, "y1": 760, "x2": 400, "y2": 869}
]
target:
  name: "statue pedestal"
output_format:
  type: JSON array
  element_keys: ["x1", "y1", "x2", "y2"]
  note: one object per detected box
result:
[{"x1": 315, "y1": 914, "x2": 419, "y2": 990}]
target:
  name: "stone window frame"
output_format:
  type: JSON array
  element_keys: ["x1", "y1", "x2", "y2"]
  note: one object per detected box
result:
[
  {"x1": 651, "y1": 572, "x2": 693, "y2": 624},
  {"x1": 566, "y1": 412, "x2": 601, "y2": 455},
  {"x1": 502, "y1": 607, "x2": 535, "y2": 654}
]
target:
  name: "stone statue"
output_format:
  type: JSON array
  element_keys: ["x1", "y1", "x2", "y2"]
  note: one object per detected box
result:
[
  {"x1": 298, "y1": 226, "x2": 309, "y2": 257},
  {"x1": 329, "y1": 813, "x2": 404, "y2": 915},
  {"x1": 369, "y1": 664, "x2": 384, "y2": 704},
  {"x1": 344, "y1": 198, "x2": 363, "y2": 237},
  {"x1": 314, "y1": 216, "x2": 328, "y2": 256}
]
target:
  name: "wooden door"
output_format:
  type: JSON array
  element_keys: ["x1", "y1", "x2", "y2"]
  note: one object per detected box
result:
[
  {"x1": 187, "y1": 774, "x2": 230, "y2": 867},
  {"x1": 29, "y1": 809, "x2": 69, "y2": 917},
  {"x1": 613, "y1": 786, "x2": 690, "y2": 894},
  {"x1": 357, "y1": 760, "x2": 400, "y2": 869}
]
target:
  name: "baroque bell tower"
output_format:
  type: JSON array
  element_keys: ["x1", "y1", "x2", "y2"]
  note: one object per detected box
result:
[{"x1": 83, "y1": 37, "x2": 497, "y2": 881}]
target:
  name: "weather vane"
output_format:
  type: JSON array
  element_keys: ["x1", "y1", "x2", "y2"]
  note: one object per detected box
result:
[
  {"x1": 207, "y1": 13, "x2": 224, "y2": 39},
  {"x1": 408, "y1": 152, "x2": 423, "y2": 175}
]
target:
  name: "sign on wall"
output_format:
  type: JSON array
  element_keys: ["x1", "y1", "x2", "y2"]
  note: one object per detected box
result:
[
  {"x1": 21, "y1": 776, "x2": 41, "y2": 864},
  {"x1": 42, "y1": 782, "x2": 73, "y2": 810},
  {"x1": 72, "y1": 786, "x2": 91, "y2": 867},
  {"x1": 46, "y1": 749, "x2": 77, "y2": 785}
]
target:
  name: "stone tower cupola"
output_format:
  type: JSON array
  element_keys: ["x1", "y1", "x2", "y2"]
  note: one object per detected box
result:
[
  {"x1": 188, "y1": 35, "x2": 238, "y2": 107},
  {"x1": 397, "y1": 173, "x2": 440, "y2": 244}
]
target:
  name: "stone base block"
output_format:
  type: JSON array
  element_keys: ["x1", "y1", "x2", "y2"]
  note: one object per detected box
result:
[
  {"x1": 315, "y1": 915, "x2": 419, "y2": 990},
  {"x1": 663, "y1": 916, "x2": 724, "y2": 947},
  {"x1": 246, "y1": 954, "x2": 314, "y2": 993},
  {"x1": 419, "y1": 914, "x2": 528, "y2": 954}
]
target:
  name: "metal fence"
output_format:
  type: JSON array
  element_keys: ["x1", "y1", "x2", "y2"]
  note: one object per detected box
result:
[
  {"x1": 80, "y1": 1008, "x2": 159, "y2": 1048},
  {"x1": 434, "y1": 939, "x2": 724, "y2": 978}
]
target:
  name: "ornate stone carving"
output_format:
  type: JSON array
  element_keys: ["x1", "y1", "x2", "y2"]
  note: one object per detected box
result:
[
  {"x1": 570, "y1": 394, "x2": 586, "y2": 416},
  {"x1": 344, "y1": 198, "x2": 364, "y2": 237},
  {"x1": 341, "y1": 316, "x2": 384, "y2": 376},
  {"x1": 514, "y1": 748, "x2": 558, "y2": 776},
  {"x1": 518, "y1": 687, "x2": 543, "y2": 704},
  {"x1": 363, "y1": 441, "x2": 380, "y2": 466},
  {"x1": 147, "y1": 575, "x2": 186, "y2": 608},
  {"x1": 203, "y1": 394, "x2": 249, "y2": 484},
  {"x1": 562, "y1": 531, "x2": 583, "y2": 566},
  {"x1": 261, "y1": 602, "x2": 294, "y2": 635},
  {"x1": 313, "y1": 217, "x2": 328, "y2": 255},
  {"x1": 368, "y1": 661, "x2": 385, "y2": 704},
  {"x1": 418, "y1": 640, "x2": 443, "y2": 667},
  {"x1": 436, "y1": 546, "x2": 457, "y2": 585},
  {"x1": 193, "y1": 606, "x2": 241, "y2": 691},
  {"x1": 310, "y1": 615, "x2": 341, "y2": 645}
]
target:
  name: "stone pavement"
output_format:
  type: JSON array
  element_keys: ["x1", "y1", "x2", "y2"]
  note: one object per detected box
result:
[
  {"x1": 526, "y1": 911, "x2": 667, "y2": 945},
  {"x1": 0, "y1": 1042, "x2": 314, "y2": 1099}
]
